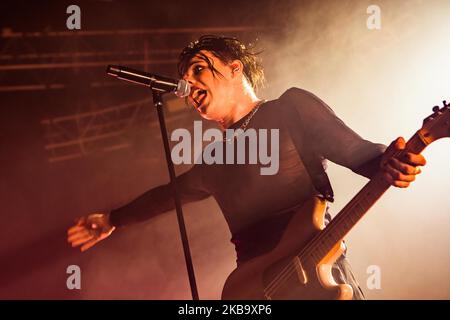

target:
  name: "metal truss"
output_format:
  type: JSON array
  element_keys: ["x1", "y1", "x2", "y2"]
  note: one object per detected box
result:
[
  {"x1": 0, "y1": 26, "x2": 266, "y2": 162},
  {"x1": 40, "y1": 96, "x2": 190, "y2": 163}
]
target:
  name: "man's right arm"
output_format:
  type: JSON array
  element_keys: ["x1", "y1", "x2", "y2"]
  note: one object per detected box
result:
[
  {"x1": 110, "y1": 165, "x2": 210, "y2": 228},
  {"x1": 67, "y1": 165, "x2": 210, "y2": 251}
]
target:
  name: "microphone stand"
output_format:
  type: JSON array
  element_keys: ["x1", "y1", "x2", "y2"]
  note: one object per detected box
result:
[{"x1": 152, "y1": 91, "x2": 199, "y2": 300}]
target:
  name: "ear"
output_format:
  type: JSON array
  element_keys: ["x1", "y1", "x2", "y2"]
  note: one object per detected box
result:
[{"x1": 230, "y1": 60, "x2": 244, "y2": 78}]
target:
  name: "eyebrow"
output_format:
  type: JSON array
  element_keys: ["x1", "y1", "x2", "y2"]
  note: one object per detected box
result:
[{"x1": 188, "y1": 59, "x2": 205, "y2": 68}]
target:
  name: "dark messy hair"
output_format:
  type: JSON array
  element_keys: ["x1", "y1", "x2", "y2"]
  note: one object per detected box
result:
[{"x1": 178, "y1": 35, "x2": 265, "y2": 90}]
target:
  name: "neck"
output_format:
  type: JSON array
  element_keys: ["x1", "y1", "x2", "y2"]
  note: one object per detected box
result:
[{"x1": 219, "y1": 91, "x2": 261, "y2": 129}]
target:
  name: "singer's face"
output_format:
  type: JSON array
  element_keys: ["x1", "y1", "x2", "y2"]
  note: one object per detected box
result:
[{"x1": 183, "y1": 50, "x2": 239, "y2": 121}]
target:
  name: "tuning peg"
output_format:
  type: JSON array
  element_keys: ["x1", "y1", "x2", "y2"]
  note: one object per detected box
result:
[
  {"x1": 432, "y1": 106, "x2": 440, "y2": 113},
  {"x1": 443, "y1": 100, "x2": 449, "y2": 108}
]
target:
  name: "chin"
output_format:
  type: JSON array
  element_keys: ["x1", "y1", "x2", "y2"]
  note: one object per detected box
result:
[
  {"x1": 199, "y1": 113, "x2": 214, "y2": 121},
  {"x1": 197, "y1": 104, "x2": 215, "y2": 120}
]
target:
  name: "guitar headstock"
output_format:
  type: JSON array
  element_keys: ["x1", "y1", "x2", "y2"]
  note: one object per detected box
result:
[{"x1": 420, "y1": 100, "x2": 450, "y2": 144}]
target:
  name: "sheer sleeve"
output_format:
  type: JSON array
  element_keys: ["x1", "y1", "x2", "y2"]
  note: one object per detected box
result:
[
  {"x1": 109, "y1": 165, "x2": 210, "y2": 228},
  {"x1": 280, "y1": 87, "x2": 386, "y2": 178}
]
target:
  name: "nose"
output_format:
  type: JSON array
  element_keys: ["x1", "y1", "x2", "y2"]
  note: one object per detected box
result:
[
  {"x1": 182, "y1": 76, "x2": 198, "y2": 96},
  {"x1": 182, "y1": 72, "x2": 194, "y2": 83}
]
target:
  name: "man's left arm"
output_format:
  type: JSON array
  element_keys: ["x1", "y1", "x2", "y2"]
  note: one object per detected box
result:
[{"x1": 282, "y1": 87, "x2": 426, "y2": 187}]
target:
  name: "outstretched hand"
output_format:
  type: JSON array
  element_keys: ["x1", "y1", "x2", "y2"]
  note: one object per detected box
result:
[{"x1": 67, "y1": 213, "x2": 115, "y2": 252}]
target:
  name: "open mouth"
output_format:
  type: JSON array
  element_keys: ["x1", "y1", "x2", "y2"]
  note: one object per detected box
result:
[{"x1": 193, "y1": 89, "x2": 207, "y2": 110}]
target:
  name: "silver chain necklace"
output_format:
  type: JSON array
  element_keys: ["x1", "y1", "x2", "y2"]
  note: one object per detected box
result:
[{"x1": 223, "y1": 100, "x2": 266, "y2": 142}]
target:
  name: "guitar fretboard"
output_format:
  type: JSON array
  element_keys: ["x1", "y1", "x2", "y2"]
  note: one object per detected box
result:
[{"x1": 299, "y1": 132, "x2": 427, "y2": 267}]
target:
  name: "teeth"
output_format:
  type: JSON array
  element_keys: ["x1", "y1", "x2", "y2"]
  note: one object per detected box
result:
[
  {"x1": 196, "y1": 90, "x2": 205, "y2": 99},
  {"x1": 193, "y1": 89, "x2": 206, "y2": 107},
  {"x1": 193, "y1": 89, "x2": 202, "y2": 99}
]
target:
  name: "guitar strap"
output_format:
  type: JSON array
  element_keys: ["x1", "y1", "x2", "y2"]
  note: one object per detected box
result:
[{"x1": 281, "y1": 103, "x2": 335, "y2": 203}]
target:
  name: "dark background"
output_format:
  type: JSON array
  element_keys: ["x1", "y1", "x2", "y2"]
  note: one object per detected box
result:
[
  {"x1": 1, "y1": 0, "x2": 449, "y2": 299},
  {"x1": 0, "y1": 0, "x2": 297, "y2": 299}
]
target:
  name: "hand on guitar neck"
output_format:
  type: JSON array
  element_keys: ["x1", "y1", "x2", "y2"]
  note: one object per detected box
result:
[{"x1": 380, "y1": 136, "x2": 426, "y2": 188}]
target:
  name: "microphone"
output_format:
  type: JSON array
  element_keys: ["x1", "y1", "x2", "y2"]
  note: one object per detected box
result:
[{"x1": 106, "y1": 65, "x2": 191, "y2": 98}]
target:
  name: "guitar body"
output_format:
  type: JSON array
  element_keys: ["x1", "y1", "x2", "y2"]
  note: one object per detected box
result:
[{"x1": 221, "y1": 197, "x2": 353, "y2": 300}]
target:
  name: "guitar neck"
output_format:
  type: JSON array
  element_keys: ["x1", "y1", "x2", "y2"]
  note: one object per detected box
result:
[{"x1": 301, "y1": 132, "x2": 428, "y2": 265}]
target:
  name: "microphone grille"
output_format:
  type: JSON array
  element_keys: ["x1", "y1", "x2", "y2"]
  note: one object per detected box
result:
[{"x1": 175, "y1": 80, "x2": 191, "y2": 98}]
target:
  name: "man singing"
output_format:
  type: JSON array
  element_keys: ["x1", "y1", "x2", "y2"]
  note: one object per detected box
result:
[{"x1": 67, "y1": 35, "x2": 426, "y2": 299}]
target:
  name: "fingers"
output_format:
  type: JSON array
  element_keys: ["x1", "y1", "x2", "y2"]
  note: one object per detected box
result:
[
  {"x1": 388, "y1": 158, "x2": 422, "y2": 175},
  {"x1": 71, "y1": 234, "x2": 95, "y2": 247},
  {"x1": 383, "y1": 162, "x2": 416, "y2": 183},
  {"x1": 386, "y1": 136, "x2": 405, "y2": 152},
  {"x1": 381, "y1": 137, "x2": 404, "y2": 167},
  {"x1": 67, "y1": 227, "x2": 100, "y2": 251},
  {"x1": 68, "y1": 225, "x2": 85, "y2": 235},
  {"x1": 388, "y1": 137, "x2": 426, "y2": 166},
  {"x1": 81, "y1": 238, "x2": 100, "y2": 252},
  {"x1": 393, "y1": 136, "x2": 406, "y2": 150},
  {"x1": 68, "y1": 228, "x2": 89, "y2": 242},
  {"x1": 75, "y1": 216, "x2": 86, "y2": 226},
  {"x1": 68, "y1": 216, "x2": 89, "y2": 235},
  {"x1": 401, "y1": 152, "x2": 427, "y2": 166},
  {"x1": 382, "y1": 171, "x2": 411, "y2": 188},
  {"x1": 68, "y1": 229, "x2": 93, "y2": 246}
]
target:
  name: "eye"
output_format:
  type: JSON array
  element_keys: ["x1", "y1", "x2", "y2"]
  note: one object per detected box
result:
[{"x1": 193, "y1": 65, "x2": 204, "y2": 75}]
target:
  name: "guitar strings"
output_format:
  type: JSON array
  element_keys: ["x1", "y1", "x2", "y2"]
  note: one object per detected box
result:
[
  {"x1": 264, "y1": 189, "x2": 379, "y2": 296},
  {"x1": 266, "y1": 171, "x2": 398, "y2": 296},
  {"x1": 263, "y1": 196, "x2": 371, "y2": 296},
  {"x1": 264, "y1": 142, "x2": 423, "y2": 297},
  {"x1": 264, "y1": 174, "x2": 391, "y2": 297},
  {"x1": 263, "y1": 196, "x2": 370, "y2": 296}
]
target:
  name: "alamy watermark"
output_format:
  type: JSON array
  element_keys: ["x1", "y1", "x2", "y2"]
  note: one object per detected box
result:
[
  {"x1": 366, "y1": 264, "x2": 381, "y2": 290},
  {"x1": 66, "y1": 5, "x2": 81, "y2": 30},
  {"x1": 171, "y1": 121, "x2": 280, "y2": 175},
  {"x1": 66, "y1": 264, "x2": 81, "y2": 290},
  {"x1": 367, "y1": 5, "x2": 381, "y2": 30}
]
